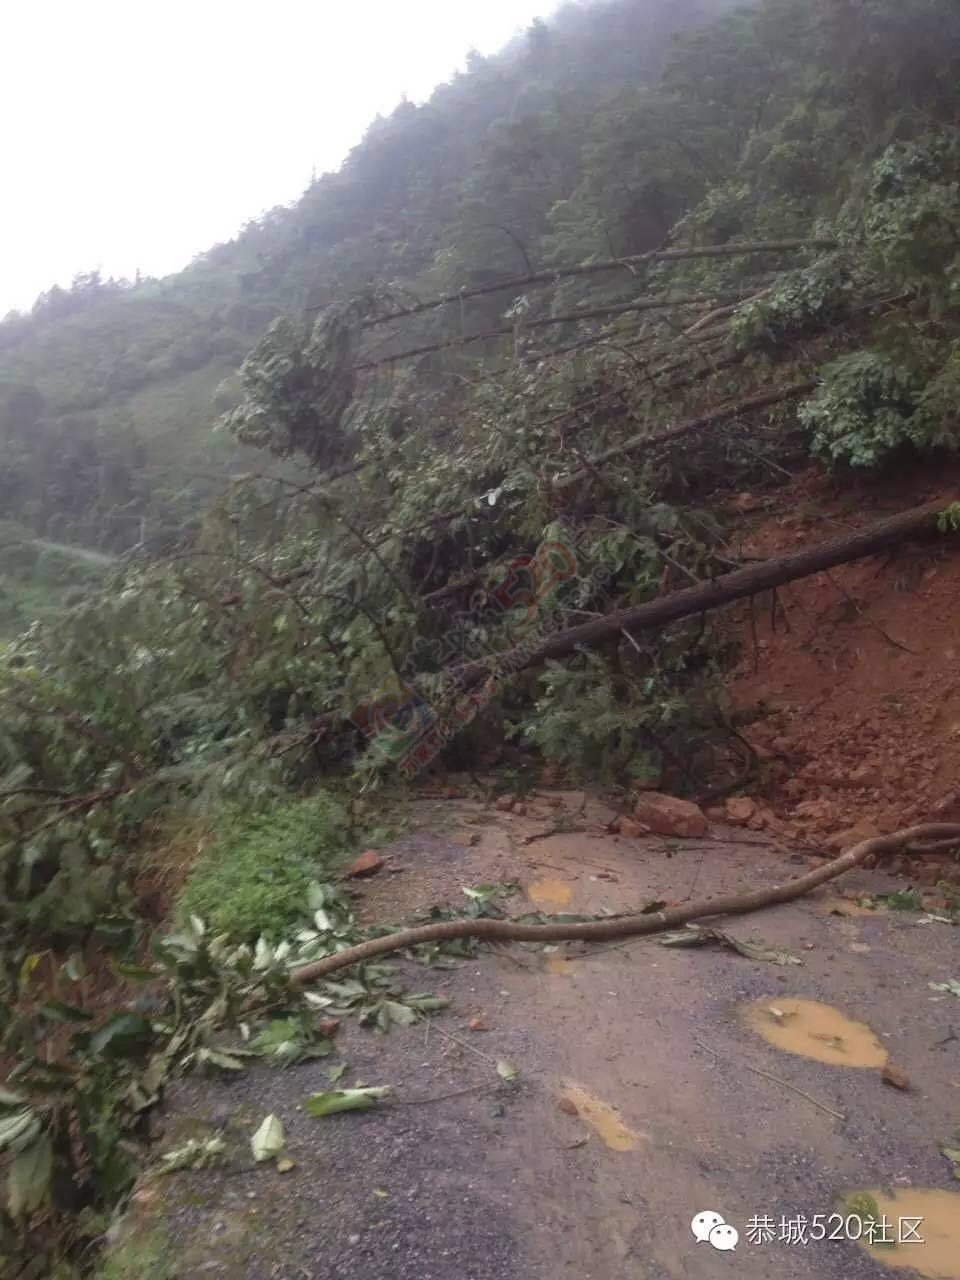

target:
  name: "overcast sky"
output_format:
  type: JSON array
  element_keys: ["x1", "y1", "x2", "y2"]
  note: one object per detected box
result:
[{"x1": 0, "y1": 0, "x2": 552, "y2": 315}]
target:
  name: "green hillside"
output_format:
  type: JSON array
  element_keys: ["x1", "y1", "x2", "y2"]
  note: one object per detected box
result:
[
  {"x1": 0, "y1": 0, "x2": 731, "y2": 552},
  {"x1": 2, "y1": 1, "x2": 960, "y2": 1271}
]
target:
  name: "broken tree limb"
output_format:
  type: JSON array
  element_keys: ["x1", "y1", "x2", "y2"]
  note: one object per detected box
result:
[
  {"x1": 352, "y1": 293, "x2": 740, "y2": 372},
  {"x1": 448, "y1": 498, "x2": 951, "y2": 692},
  {"x1": 289, "y1": 823, "x2": 960, "y2": 984},
  {"x1": 554, "y1": 380, "x2": 816, "y2": 484},
  {"x1": 340, "y1": 240, "x2": 837, "y2": 328}
]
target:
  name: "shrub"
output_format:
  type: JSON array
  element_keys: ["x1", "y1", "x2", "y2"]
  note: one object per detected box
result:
[
  {"x1": 177, "y1": 790, "x2": 349, "y2": 940},
  {"x1": 800, "y1": 351, "x2": 922, "y2": 467},
  {"x1": 730, "y1": 262, "x2": 852, "y2": 352},
  {"x1": 802, "y1": 346, "x2": 960, "y2": 467}
]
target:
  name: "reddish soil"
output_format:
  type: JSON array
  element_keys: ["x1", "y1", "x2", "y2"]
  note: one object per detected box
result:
[{"x1": 724, "y1": 457, "x2": 960, "y2": 883}]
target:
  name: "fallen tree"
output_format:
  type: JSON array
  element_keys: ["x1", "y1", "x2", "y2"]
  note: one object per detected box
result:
[
  {"x1": 553, "y1": 379, "x2": 816, "y2": 466},
  {"x1": 291, "y1": 822, "x2": 960, "y2": 983},
  {"x1": 450, "y1": 498, "x2": 952, "y2": 692},
  {"x1": 345, "y1": 239, "x2": 837, "y2": 329},
  {"x1": 352, "y1": 292, "x2": 740, "y2": 372}
]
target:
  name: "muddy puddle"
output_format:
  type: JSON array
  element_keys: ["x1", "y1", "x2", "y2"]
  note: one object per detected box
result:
[
  {"x1": 527, "y1": 878, "x2": 572, "y2": 909},
  {"x1": 741, "y1": 997, "x2": 888, "y2": 1067},
  {"x1": 853, "y1": 1189, "x2": 960, "y2": 1279},
  {"x1": 559, "y1": 1083, "x2": 644, "y2": 1151},
  {"x1": 821, "y1": 897, "x2": 878, "y2": 918}
]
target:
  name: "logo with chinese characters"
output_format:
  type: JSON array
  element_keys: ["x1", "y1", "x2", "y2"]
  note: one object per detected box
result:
[
  {"x1": 744, "y1": 1212, "x2": 924, "y2": 1247},
  {"x1": 691, "y1": 1212, "x2": 739, "y2": 1252},
  {"x1": 349, "y1": 671, "x2": 436, "y2": 760}
]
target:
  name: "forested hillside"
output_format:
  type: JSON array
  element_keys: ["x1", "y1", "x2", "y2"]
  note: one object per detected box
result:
[
  {"x1": 0, "y1": 0, "x2": 729, "y2": 555},
  {"x1": 2, "y1": 0, "x2": 960, "y2": 1272}
]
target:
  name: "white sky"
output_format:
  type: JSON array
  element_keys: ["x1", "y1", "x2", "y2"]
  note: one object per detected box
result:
[{"x1": 0, "y1": 0, "x2": 553, "y2": 315}]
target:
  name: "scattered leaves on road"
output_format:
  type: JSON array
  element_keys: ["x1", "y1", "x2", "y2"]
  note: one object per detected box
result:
[
  {"x1": 251, "y1": 1114, "x2": 285, "y2": 1163},
  {"x1": 305, "y1": 1087, "x2": 391, "y2": 1117}
]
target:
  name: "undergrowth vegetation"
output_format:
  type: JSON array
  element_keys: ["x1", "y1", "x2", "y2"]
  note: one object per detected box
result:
[{"x1": 177, "y1": 792, "x2": 349, "y2": 941}]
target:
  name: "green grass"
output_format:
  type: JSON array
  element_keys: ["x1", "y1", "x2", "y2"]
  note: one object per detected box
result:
[
  {"x1": 177, "y1": 791, "x2": 350, "y2": 941},
  {"x1": 95, "y1": 1228, "x2": 176, "y2": 1280}
]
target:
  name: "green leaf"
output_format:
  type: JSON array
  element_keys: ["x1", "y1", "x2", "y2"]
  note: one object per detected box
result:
[
  {"x1": 304, "y1": 1087, "x2": 390, "y2": 1117},
  {"x1": 404, "y1": 996, "x2": 450, "y2": 1013},
  {"x1": 111, "y1": 961, "x2": 159, "y2": 981},
  {"x1": 60, "y1": 953, "x2": 86, "y2": 982},
  {"x1": 383, "y1": 1001, "x2": 417, "y2": 1027},
  {"x1": 197, "y1": 1047, "x2": 248, "y2": 1072},
  {"x1": 7, "y1": 1133, "x2": 52, "y2": 1218},
  {"x1": 89, "y1": 1012, "x2": 154, "y2": 1059},
  {"x1": 660, "y1": 925, "x2": 801, "y2": 965},
  {"x1": 0, "y1": 1110, "x2": 41, "y2": 1153},
  {"x1": 325, "y1": 1063, "x2": 347, "y2": 1084},
  {"x1": 930, "y1": 979, "x2": 960, "y2": 998},
  {"x1": 18, "y1": 953, "x2": 43, "y2": 987},
  {"x1": 156, "y1": 1136, "x2": 226, "y2": 1175},
  {"x1": 251, "y1": 1114, "x2": 285, "y2": 1162},
  {"x1": 38, "y1": 998, "x2": 92, "y2": 1023},
  {"x1": 496, "y1": 1060, "x2": 518, "y2": 1081}
]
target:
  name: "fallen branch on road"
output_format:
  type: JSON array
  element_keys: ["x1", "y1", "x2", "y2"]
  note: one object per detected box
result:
[{"x1": 290, "y1": 823, "x2": 960, "y2": 984}]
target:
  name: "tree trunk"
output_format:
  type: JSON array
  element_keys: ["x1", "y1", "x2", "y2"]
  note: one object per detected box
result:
[
  {"x1": 344, "y1": 240, "x2": 836, "y2": 329},
  {"x1": 554, "y1": 380, "x2": 816, "y2": 475}
]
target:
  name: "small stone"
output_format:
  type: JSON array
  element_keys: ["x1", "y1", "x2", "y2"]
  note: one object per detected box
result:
[
  {"x1": 466, "y1": 1015, "x2": 488, "y2": 1032},
  {"x1": 495, "y1": 795, "x2": 516, "y2": 812},
  {"x1": 557, "y1": 1096, "x2": 579, "y2": 1115},
  {"x1": 456, "y1": 831, "x2": 481, "y2": 847},
  {"x1": 315, "y1": 1017, "x2": 340, "y2": 1037},
  {"x1": 725, "y1": 796, "x2": 758, "y2": 826},
  {"x1": 345, "y1": 850, "x2": 384, "y2": 878},
  {"x1": 881, "y1": 1063, "x2": 911, "y2": 1091}
]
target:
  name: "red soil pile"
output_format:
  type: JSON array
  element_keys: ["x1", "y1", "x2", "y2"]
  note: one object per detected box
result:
[{"x1": 723, "y1": 457, "x2": 960, "y2": 882}]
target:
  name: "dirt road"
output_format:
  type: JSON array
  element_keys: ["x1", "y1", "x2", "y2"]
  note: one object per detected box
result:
[{"x1": 125, "y1": 794, "x2": 960, "y2": 1280}]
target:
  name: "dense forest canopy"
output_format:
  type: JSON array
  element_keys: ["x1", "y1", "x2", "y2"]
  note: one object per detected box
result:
[
  {"x1": 0, "y1": 0, "x2": 732, "y2": 553},
  {"x1": 2, "y1": 0, "x2": 960, "y2": 1270}
]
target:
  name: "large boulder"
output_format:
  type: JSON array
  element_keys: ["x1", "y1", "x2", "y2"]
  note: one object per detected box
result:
[{"x1": 632, "y1": 792, "x2": 708, "y2": 839}]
